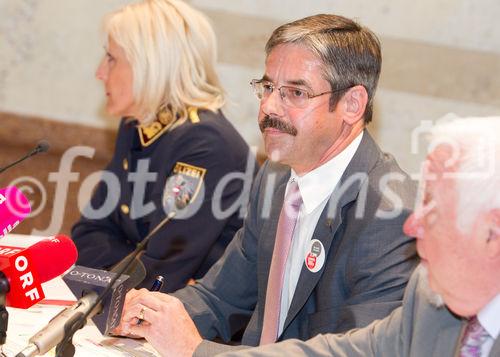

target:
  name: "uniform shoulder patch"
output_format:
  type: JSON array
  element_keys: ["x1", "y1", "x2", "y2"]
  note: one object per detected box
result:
[{"x1": 163, "y1": 162, "x2": 207, "y2": 213}]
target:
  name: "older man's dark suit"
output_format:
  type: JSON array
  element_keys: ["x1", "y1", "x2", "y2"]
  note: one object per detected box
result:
[{"x1": 173, "y1": 131, "x2": 418, "y2": 355}]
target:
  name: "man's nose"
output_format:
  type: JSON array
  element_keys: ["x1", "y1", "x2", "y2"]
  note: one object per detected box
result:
[
  {"x1": 403, "y1": 212, "x2": 423, "y2": 239},
  {"x1": 260, "y1": 88, "x2": 285, "y2": 117}
]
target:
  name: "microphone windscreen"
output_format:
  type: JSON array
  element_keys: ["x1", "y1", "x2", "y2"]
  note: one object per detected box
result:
[
  {"x1": 35, "y1": 140, "x2": 50, "y2": 153},
  {"x1": 29, "y1": 235, "x2": 78, "y2": 282},
  {"x1": 0, "y1": 186, "x2": 31, "y2": 238}
]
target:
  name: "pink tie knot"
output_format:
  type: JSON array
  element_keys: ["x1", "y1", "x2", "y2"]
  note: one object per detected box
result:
[{"x1": 282, "y1": 181, "x2": 302, "y2": 218}]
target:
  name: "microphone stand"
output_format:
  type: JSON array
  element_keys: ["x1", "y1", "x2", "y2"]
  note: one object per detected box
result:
[
  {"x1": 0, "y1": 273, "x2": 9, "y2": 354},
  {"x1": 54, "y1": 211, "x2": 176, "y2": 357},
  {"x1": 0, "y1": 141, "x2": 49, "y2": 174}
]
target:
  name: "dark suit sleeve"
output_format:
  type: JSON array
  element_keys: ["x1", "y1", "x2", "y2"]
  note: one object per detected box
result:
[
  {"x1": 214, "y1": 309, "x2": 403, "y2": 357},
  {"x1": 213, "y1": 271, "x2": 427, "y2": 357},
  {"x1": 172, "y1": 161, "x2": 268, "y2": 341}
]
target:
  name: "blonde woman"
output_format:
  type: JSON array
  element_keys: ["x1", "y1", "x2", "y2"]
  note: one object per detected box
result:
[{"x1": 72, "y1": 0, "x2": 253, "y2": 291}]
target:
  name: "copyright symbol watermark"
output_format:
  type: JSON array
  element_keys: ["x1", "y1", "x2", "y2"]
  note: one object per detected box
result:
[{"x1": 8, "y1": 176, "x2": 47, "y2": 218}]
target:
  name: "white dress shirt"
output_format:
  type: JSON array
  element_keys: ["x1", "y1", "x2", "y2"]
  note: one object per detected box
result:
[
  {"x1": 278, "y1": 132, "x2": 363, "y2": 335},
  {"x1": 478, "y1": 293, "x2": 500, "y2": 356}
]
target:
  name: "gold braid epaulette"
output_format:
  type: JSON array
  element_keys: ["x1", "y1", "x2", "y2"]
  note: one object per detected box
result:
[{"x1": 137, "y1": 107, "x2": 200, "y2": 147}]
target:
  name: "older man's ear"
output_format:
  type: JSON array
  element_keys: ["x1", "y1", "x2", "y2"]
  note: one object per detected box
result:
[{"x1": 485, "y1": 208, "x2": 500, "y2": 259}]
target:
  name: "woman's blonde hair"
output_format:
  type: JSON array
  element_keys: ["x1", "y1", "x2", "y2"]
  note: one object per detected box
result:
[{"x1": 103, "y1": 0, "x2": 225, "y2": 125}]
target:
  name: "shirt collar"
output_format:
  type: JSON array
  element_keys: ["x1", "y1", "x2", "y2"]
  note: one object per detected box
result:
[
  {"x1": 477, "y1": 293, "x2": 500, "y2": 339},
  {"x1": 289, "y1": 132, "x2": 363, "y2": 214}
]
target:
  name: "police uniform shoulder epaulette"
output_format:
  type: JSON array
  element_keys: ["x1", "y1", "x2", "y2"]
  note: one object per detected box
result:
[
  {"x1": 137, "y1": 108, "x2": 174, "y2": 147},
  {"x1": 188, "y1": 107, "x2": 200, "y2": 124},
  {"x1": 137, "y1": 107, "x2": 202, "y2": 147}
]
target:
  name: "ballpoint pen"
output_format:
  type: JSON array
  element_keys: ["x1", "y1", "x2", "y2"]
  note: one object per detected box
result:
[{"x1": 137, "y1": 275, "x2": 164, "y2": 325}]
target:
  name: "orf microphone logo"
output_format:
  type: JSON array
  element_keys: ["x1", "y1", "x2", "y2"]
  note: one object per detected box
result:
[
  {"x1": 0, "y1": 244, "x2": 45, "y2": 308},
  {"x1": 15, "y1": 255, "x2": 41, "y2": 302}
]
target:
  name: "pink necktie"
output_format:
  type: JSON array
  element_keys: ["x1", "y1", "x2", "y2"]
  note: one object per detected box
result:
[
  {"x1": 460, "y1": 316, "x2": 490, "y2": 357},
  {"x1": 260, "y1": 181, "x2": 302, "y2": 345}
]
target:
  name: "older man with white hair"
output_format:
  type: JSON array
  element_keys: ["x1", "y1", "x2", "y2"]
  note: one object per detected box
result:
[{"x1": 220, "y1": 117, "x2": 500, "y2": 357}]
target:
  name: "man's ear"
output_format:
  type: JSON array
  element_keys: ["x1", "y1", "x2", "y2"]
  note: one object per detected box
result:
[
  {"x1": 341, "y1": 85, "x2": 368, "y2": 125},
  {"x1": 485, "y1": 208, "x2": 500, "y2": 259}
]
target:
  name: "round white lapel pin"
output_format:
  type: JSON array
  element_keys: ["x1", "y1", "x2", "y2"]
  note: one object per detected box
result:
[{"x1": 304, "y1": 239, "x2": 325, "y2": 273}]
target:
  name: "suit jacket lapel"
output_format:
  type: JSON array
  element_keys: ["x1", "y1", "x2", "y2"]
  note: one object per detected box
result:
[
  {"x1": 433, "y1": 312, "x2": 500, "y2": 357},
  {"x1": 281, "y1": 198, "x2": 343, "y2": 331},
  {"x1": 433, "y1": 318, "x2": 463, "y2": 357},
  {"x1": 490, "y1": 336, "x2": 500, "y2": 356},
  {"x1": 282, "y1": 130, "x2": 381, "y2": 332}
]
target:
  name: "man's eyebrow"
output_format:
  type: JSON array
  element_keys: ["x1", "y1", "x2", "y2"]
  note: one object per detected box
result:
[
  {"x1": 286, "y1": 79, "x2": 308, "y2": 87},
  {"x1": 261, "y1": 75, "x2": 313, "y2": 91},
  {"x1": 261, "y1": 74, "x2": 272, "y2": 82}
]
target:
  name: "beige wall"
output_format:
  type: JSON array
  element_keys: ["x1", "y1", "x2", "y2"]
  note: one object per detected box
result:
[{"x1": 1, "y1": 0, "x2": 499, "y2": 176}]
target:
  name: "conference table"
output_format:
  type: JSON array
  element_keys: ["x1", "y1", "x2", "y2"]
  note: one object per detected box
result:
[{"x1": 2, "y1": 235, "x2": 159, "y2": 356}]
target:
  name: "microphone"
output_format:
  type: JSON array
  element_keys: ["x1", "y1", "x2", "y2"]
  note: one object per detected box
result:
[
  {"x1": 64, "y1": 261, "x2": 147, "y2": 335},
  {"x1": 34, "y1": 140, "x2": 50, "y2": 154},
  {"x1": 0, "y1": 186, "x2": 31, "y2": 239},
  {"x1": 17, "y1": 184, "x2": 195, "y2": 356},
  {"x1": 16, "y1": 261, "x2": 146, "y2": 357},
  {"x1": 0, "y1": 140, "x2": 50, "y2": 174},
  {"x1": 0, "y1": 234, "x2": 77, "y2": 308}
]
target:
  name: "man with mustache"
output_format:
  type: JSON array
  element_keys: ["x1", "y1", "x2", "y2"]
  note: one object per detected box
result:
[
  {"x1": 117, "y1": 14, "x2": 418, "y2": 356},
  {"x1": 218, "y1": 117, "x2": 500, "y2": 357}
]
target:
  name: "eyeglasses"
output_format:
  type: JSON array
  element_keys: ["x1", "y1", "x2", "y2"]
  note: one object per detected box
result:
[{"x1": 250, "y1": 79, "x2": 351, "y2": 108}]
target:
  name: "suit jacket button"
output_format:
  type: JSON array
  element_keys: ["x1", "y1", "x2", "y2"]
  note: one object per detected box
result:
[
  {"x1": 123, "y1": 158, "x2": 129, "y2": 170},
  {"x1": 121, "y1": 204, "x2": 130, "y2": 215}
]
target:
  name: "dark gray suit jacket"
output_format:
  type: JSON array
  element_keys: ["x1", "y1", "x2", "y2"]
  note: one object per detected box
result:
[
  {"x1": 173, "y1": 131, "x2": 418, "y2": 355},
  {"x1": 220, "y1": 265, "x2": 500, "y2": 357}
]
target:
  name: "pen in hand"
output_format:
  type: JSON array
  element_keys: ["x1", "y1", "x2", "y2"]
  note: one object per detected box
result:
[
  {"x1": 150, "y1": 275, "x2": 164, "y2": 292},
  {"x1": 137, "y1": 275, "x2": 164, "y2": 325}
]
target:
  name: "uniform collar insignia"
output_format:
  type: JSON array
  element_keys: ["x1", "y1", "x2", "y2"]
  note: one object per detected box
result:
[{"x1": 137, "y1": 107, "x2": 200, "y2": 147}]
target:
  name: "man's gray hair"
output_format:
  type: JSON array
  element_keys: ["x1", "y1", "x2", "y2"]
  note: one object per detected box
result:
[
  {"x1": 265, "y1": 14, "x2": 381, "y2": 124},
  {"x1": 429, "y1": 117, "x2": 500, "y2": 234}
]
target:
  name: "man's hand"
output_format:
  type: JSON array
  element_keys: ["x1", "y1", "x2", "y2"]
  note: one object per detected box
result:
[{"x1": 116, "y1": 288, "x2": 203, "y2": 357}]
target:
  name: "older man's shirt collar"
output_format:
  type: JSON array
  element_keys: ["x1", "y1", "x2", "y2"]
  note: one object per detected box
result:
[{"x1": 478, "y1": 293, "x2": 500, "y2": 339}]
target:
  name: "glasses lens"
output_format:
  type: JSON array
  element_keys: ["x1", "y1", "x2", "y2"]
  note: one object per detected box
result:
[
  {"x1": 251, "y1": 80, "x2": 264, "y2": 99},
  {"x1": 281, "y1": 87, "x2": 308, "y2": 108}
]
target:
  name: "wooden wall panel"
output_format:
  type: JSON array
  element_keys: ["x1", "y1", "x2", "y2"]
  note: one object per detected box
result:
[{"x1": 0, "y1": 112, "x2": 116, "y2": 236}]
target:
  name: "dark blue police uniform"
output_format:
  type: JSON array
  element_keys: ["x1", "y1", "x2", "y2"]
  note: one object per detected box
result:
[{"x1": 72, "y1": 109, "x2": 255, "y2": 291}]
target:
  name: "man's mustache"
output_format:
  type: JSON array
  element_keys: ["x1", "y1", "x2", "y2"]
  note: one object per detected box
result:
[{"x1": 259, "y1": 115, "x2": 298, "y2": 136}]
